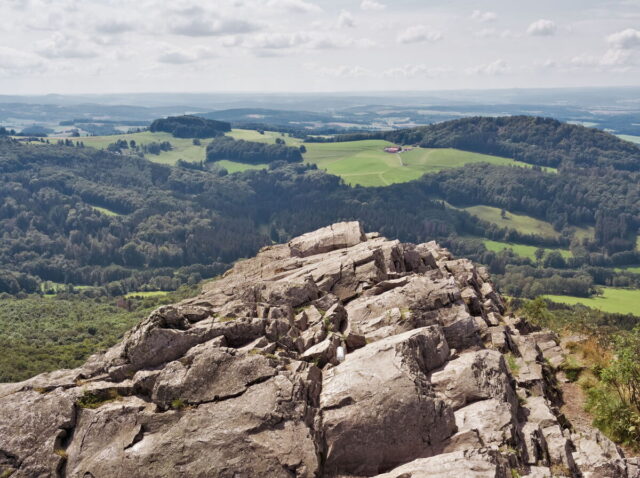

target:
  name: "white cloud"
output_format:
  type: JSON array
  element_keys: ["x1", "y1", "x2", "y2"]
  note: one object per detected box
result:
[
  {"x1": 266, "y1": 0, "x2": 321, "y2": 14},
  {"x1": 361, "y1": 0, "x2": 385, "y2": 11},
  {"x1": 397, "y1": 25, "x2": 442, "y2": 44},
  {"x1": 536, "y1": 59, "x2": 558, "y2": 69},
  {"x1": 245, "y1": 32, "x2": 310, "y2": 49},
  {"x1": 527, "y1": 19, "x2": 557, "y2": 36},
  {"x1": 169, "y1": 17, "x2": 260, "y2": 37},
  {"x1": 242, "y1": 31, "x2": 371, "y2": 51},
  {"x1": 0, "y1": 46, "x2": 44, "y2": 76},
  {"x1": 471, "y1": 10, "x2": 496, "y2": 23},
  {"x1": 600, "y1": 48, "x2": 632, "y2": 66},
  {"x1": 307, "y1": 63, "x2": 371, "y2": 77},
  {"x1": 337, "y1": 10, "x2": 356, "y2": 28},
  {"x1": 384, "y1": 64, "x2": 450, "y2": 78},
  {"x1": 95, "y1": 20, "x2": 137, "y2": 35},
  {"x1": 158, "y1": 46, "x2": 217, "y2": 64},
  {"x1": 35, "y1": 32, "x2": 97, "y2": 59},
  {"x1": 475, "y1": 28, "x2": 516, "y2": 39},
  {"x1": 466, "y1": 59, "x2": 510, "y2": 75},
  {"x1": 475, "y1": 28, "x2": 496, "y2": 38},
  {"x1": 607, "y1": 28, "x2": 640, "y2": 49},
  {"x1": 571, "y1": 49, "x2": 633, "y2": 68}
]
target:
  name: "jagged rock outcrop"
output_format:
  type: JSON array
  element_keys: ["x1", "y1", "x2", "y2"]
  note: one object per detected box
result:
[{"x1": 0, "y1": 221, "x2": 637, "y2": 478}]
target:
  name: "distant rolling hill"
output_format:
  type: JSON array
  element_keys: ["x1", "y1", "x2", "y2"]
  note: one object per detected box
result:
[{"x1": 338, "y1": 115, "x2": 640, "y2": 171}]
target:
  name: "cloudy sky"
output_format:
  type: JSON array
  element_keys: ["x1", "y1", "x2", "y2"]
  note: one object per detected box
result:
[{"x1": 1, "y1": 0, "x2": 639, "y2": 94}]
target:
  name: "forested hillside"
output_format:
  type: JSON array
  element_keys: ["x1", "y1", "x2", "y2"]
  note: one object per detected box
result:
[
  {"x1": 336, "y1": 116, "x2": 640, "y2": 170},
  {"x1": 3, "y1": 115, "x2": 640, "y2": 302},
  {"x1": 421, "y1": 164, "x2": 640, "y2": 254},
  {"x1": 206, "y1": 136, "x2": 303, "y2": 164},
  {"x1": 0, "y1": 137, "x2": 474, "y2": 294}
]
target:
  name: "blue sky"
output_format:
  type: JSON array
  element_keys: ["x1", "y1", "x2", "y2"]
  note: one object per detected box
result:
[{"x1": 0, "y1": 0, "x2": 639, "y2": 93}]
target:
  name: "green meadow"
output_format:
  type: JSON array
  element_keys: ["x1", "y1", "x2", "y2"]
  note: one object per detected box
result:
[
  {"x1": 58, "y1": 129, "x2": 302, "y2": 166},
  {"x1": 53, "y1": 130, "x2": 557, "y2": 188},
  {"x1": 59, "y1": 131, "x2": 208, "y2": 165},
  {"x1": 91, "y1": 205, "x2": 121, "y2": 216},
  {"x1": 227, "y1": 129, "x2": 304, "y2": 146},
  {"x1": 544, "y1": 287, "x2": 640, "y2": 315},
  {"x1": 302, "y1": 141, "x2": 542, "y2": 187},
  {"x1": 462, "y1": 205, "x2": 560, "y2": 238},
  {"x1": 618, "y1": 134, "x2": 640, "y2": 145},
  {"x1": 124, "y1": 290, "x2": 169, "y2": 298},
  {"x1": 483, "y1": 239, "x2": 572, "y2": 260}
]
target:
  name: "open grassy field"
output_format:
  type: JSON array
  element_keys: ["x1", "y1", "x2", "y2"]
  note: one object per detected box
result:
[
  {"x1": 213, "y1": 159, "x2": 267, "y2": 173},
  {"x1": 483, "y1": 239, "x2": 572, "y2": 260},
  {"x1": 618, "y1": 134, "x2": 640, "y2": 145},
  {"x1": 227, "y1": 129, "x2": 304, "y2": 146},
  {"x1": 124, "y1": 291, "x2": 169, "y2": 298},
  {"x1": 544, "y1": 287, "x2": 640, "y2": 315},
  {"x1": 400, "y1": 147, "x2": 555, "y2": 173},
  {"x1": 53, "y1": 129, "x2": 301, "y2": 167},
  {"x1": 49, "y1": 130, "x2": 558, "y2": 188},
  {"x1": 91, "y1": 205, "x2": 122, "y2": 216},
  {"x1": 303, "y1": 140, "x2": 412, "y2": 186},
  {"x1": 53, "y1": 131, "x2": 209, "y2": 165},
  {"x1": 302, "y1": 141, "x2": 543, "y2": 187},
  {"x1": 462, "y1": 205, "x2": 561, "y2": 238}
]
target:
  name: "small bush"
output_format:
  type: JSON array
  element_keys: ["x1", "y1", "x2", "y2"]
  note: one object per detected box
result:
[
  {"x1": 560, "y1": 356, "x2": 583, "y2": 382},
  {"x1": 505, "y1": 353, "x2": 520, "y2": 377},
  {"x1": 549, "y1": 464, "x2": 571, "y2": 476},
  {"x1": 54, "y1": 449, "x2": 68, "y2": 459},
  {"x1": 171, "y1": 398, "x2": 186, "y2": 410},
  {"x1": 76, "y1": 389, "x2": 120, "y2": 409}
]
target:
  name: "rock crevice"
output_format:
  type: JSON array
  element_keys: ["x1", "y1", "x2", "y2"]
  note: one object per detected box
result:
[{"x1": 0, "y1": 221, "x2": 636, "y2": 478}]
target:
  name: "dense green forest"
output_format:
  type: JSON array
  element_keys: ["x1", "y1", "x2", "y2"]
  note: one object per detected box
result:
[
  {"x1": 205, "y1": 136, "x2": 304, "y2": 164},
  {"x1": 0, "y1": 137, "x2": 472, "y2": 294},
  {"x1": 149, "y1": 115, "x2": 230, "y2": 138},
  {"x1": 2, "y1": 115, "x2": 640, "y2": 302},
  {"x1": 329, "y1": 116, "x2": 640, "y2": 171}
]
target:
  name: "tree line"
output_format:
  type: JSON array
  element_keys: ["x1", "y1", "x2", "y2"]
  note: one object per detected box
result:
[
  {"x1": 149, "y1": 115, "x2": 231, "y2": 138},
  {"x1": 205, "y1": 137, "x2": 303, "y2": 164}
]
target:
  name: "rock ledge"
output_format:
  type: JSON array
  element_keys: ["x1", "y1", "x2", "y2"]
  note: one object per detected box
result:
[{"x1": 1, "y1": 221, "x2": 637, "y2": 478}]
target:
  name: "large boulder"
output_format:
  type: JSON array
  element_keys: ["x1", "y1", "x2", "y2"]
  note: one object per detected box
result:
[
  {"x1": 289, "y1": 221, "x2": 366, "y2": 258},
  {"x1": 320, "y1": 327, "x2": 455, "y2": 476}
]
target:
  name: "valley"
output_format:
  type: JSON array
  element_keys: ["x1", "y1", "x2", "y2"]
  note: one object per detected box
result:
[{"x1": 3, "y1": 114, "x2": 640, "y2": 382}]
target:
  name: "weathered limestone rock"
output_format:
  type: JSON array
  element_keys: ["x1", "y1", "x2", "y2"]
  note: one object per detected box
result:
[
  {"x1": 431, "y1": 349, "x2": 515, "y2": 410},
  {"x1": 321, "y1": 327, "x2": 454, "y2": 476},
  {"x1": 372, "y1": 449, "x2": 510, "y2": 478},
  {"x1": 289, "y1": 221, "x2": 366, "y2": 257},
  {"x1": 1, "y1": 222, "x2": 636, "y2": 478},
  {"x1": 0, "y1": 388, "x2": 77, "y2": 478}
]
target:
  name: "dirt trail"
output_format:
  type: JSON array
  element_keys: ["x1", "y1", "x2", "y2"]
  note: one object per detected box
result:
[{"x1": 560, "y1": 380, "x2": 592, "y2": 432}]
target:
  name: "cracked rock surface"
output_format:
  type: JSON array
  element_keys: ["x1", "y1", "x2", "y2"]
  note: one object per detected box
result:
[{"x1": 0, "y1": 221, "x2": 638, "y2": 478}]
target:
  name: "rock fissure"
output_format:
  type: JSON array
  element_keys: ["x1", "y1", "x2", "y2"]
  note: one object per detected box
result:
[{"x1": 0, "y1": 221, "x2": 637, "y2": 478}]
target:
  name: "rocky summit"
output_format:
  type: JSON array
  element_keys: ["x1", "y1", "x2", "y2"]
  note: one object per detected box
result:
[{"x1": 1, "y1": 221, "x2": 638, "y2": 478}]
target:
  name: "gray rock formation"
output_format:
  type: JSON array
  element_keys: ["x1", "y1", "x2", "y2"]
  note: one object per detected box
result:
[{"x1": 0, "y1": 221, "x2": 637, "y2": 478}]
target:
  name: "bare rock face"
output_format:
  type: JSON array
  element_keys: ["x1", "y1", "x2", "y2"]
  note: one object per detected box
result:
[{"x1": 0, "y1": 221, "x2": 636, "y2": 478}]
